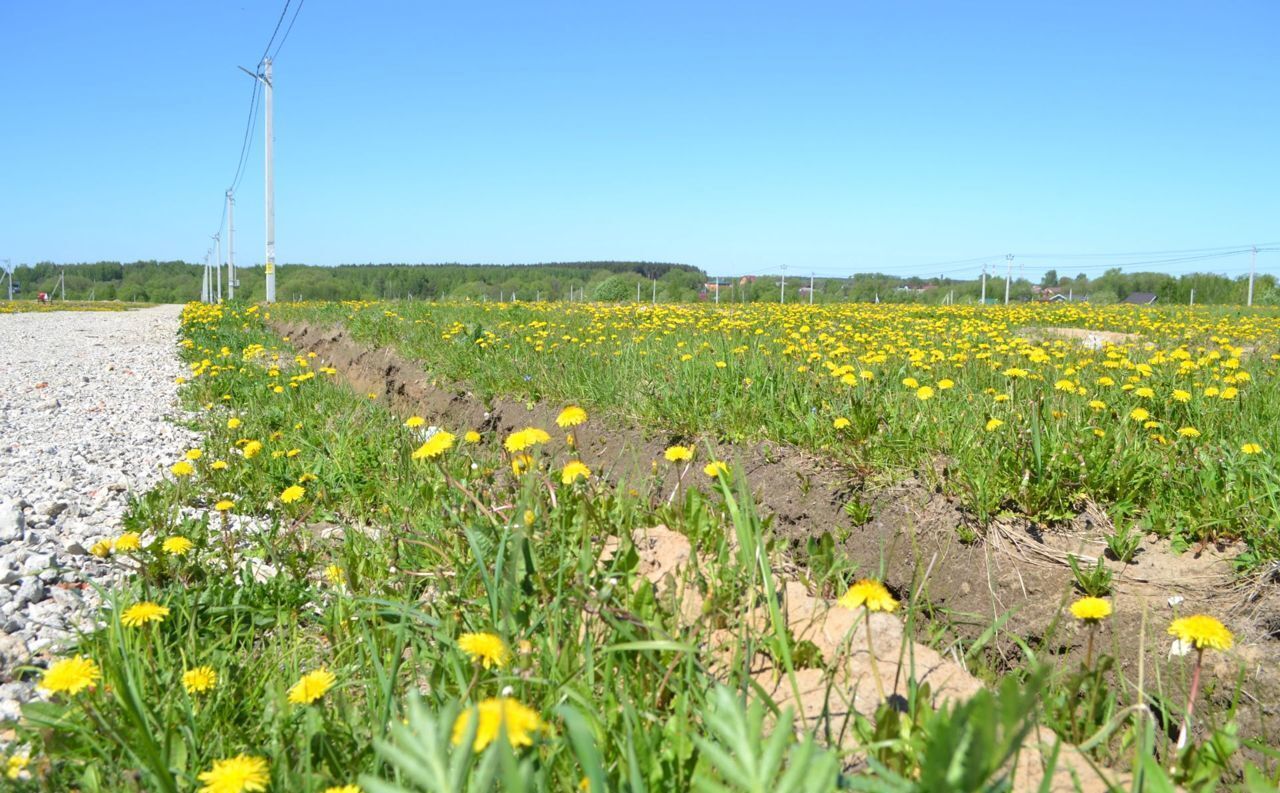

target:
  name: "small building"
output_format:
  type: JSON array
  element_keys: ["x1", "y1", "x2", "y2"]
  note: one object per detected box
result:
[{"x1": 1122, "y1": 292, "x2": 1158, "y2": 305}]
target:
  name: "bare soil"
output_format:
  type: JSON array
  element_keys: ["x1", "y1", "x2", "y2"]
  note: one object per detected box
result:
[{"x1": 271, "y1": 318, "x2": 1280, "y2": 760}]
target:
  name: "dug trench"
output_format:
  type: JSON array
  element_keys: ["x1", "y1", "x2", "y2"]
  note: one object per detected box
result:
[{"x1": 271, "y1": 318, "x2": 1280, "y2": 768}]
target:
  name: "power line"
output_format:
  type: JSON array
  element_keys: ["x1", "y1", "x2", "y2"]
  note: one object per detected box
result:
[
  {"x1": 269, "y1": 0, "x2": 306, "y2": 61},
  {"x1": 259, "y1": 0, "x2": 293, "y2": 65}
]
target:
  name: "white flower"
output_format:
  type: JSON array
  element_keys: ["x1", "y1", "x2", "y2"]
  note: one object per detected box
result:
[
  {"x1": 1169, "y1": 638, "x2": 1192, "y2": 658},
  {"x1": 501, "y1": 685, "x2": 514, "y2": 697},
  {"x1": 1167, "y1": 595, "x2": 1184, "y2": 608}
]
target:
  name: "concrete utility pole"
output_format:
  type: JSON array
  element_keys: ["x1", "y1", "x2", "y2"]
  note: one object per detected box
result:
[
  {"x1": 980, "y1": 264, "x2": 987, "y2": 304},
  {"x1": 1190, "y1": 288, "x2": 1195, "y2": 307},
  {"x1": 201, "y1": 255, "x2": 210, "y2": 303},
  {"x1": 226, "y1": 191, "x2": 235, "y2": 300},
  {"x1": 243, "y1": 60, "x2": 275, "y2": 302},
  {"x1": 3, "y1": 259, "x2": 11, "y2": 301},
  {"x1": 1248, "y1": 245, "x2": 1257, "y2": 307},
  {"x1": 779, "y1": 265, "x2": 787, "y2": 304},
  {"x1": 212, "y1": 233, "x2": 222, "y2": 302},
  {"x1": 715, "y1": 278, "x2": 720, "y2": 305},
  {"x1": 637, "y1": 281, "x2": 641, "y2": 302},
  {"x1": 59, "y1": 271, "x2": 65, "y2": 300},
  {"x1": 809, "y1": 272, "x2": 815, "y2": 304},
  {"x1": 1004, "y1": 254, "x2": 1013, "y2": 305},
  {"x1": 652, "y1": 277, "x2": 657, "y2": 304}
]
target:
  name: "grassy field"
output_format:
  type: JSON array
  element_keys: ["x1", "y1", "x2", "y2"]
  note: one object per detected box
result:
[
  {"x1": 10, "y1": 301, "x2": 1278, "y2": 791},
  {"x1": 278, "y1": 300, "x2": 1280, "y2": 566},
  {"x1": 0, "y1": 300, "x2": 140, "y2": 314}
]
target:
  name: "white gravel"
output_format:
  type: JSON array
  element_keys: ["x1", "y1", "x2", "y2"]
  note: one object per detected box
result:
[{"x1": 0, "y1": 305, "x2": 194, "y2": 718}]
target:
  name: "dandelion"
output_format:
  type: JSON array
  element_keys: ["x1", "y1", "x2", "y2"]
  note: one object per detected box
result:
[
  {"x1": 215, "y1": 499, "x2": 235, "y2": 511},
  {"x1": 39, "y1": 655, "x2": 101, "y2": 696},
  {"x1": 324, "y1": 786, "x2": 361, "y2": 793},
  {"x1": 937, "y1": 378, "x2": 954, "y2": 390},
  {"x1": 113, "y1": 531, "x2": 141, "y2": 552},
  {"x1": 458, "y1": 632, "x2": 511, "y2": 669},
  {"x1": 171, "y1": 461, "x2": 194, "y2": 477},
  {"x1": 1088, "y1": 399, "x2": 1106, "y2": 411},
  {"x1": 1168, "y1": 615, "x2": 1233, "y2": 749},
  {"x1": 984, "y1": 418, "x2": 1004, "y2": 432},
  {"x1": 1177, "y1": 427, "x2": 1200, "y2": 438},
  {"x1": 915, "y1": 385, "x2": 935, "y2": 401},
  {"x1": 324, "y1": 564, "x2": 344, "y2": 586},
  {"x1": 451, "y1": 697, "x2": 545, "y2": 751},
  {"x1": 561, "y1": 460, "x2": 591, "y2": 484},
  {"x1": 464, "y1": 430, "x2": 482, "y2": 443},
  {"x1": 511, "y1": 453, "x2": 534, "y2": 475},
  {"x1": 1134, "y1": 386, "x2": 1154, "y2": 399},
  {"x1": 121, "y1": 601, "x2": 170, "y2": 628},
  {"x1": 1172, "y1": 389, "x2": 1191, "y2": 403},
  {"x1": 6, "y1": 755, "x2": 28, "y2": 780},
  {"x1": 838, "y1": 580, "x2": 898, "y2": 702},
  {"x1": 90, "y1": 538, "x2": 112, "y2": 557},
  {"x1": 405, "y1": 416, "x2": 426, "y2": 428},
  {"x1": 556, "y1": 405, "x2": 588, "y2": 427},
  {"x1": 279, "y1": 485, "x2": 306, "y2": 504},
  {"x1": 162, "y1": 536, "x2": 194, "y2": 556},
  {"x1": 227, "y1": 417, "x2": 241, "y2": 429},
  {"x1": 242, "y1": 440, "x2": 262, "y2": 459},
  {"x1": 832, "y1": 417, "x2": 851, "y2": 429},
  {"x1": 186, "y1": 448, "x2": 203, "y2": 461},
  {"x1": 412, "y1": 431, "x2": 456, "y2": 459},
  {"x1": 504, "y1": 427, "x2": 551, "y2": 453},
  {"x1": 183, "y1": 666, "x2": 218, "y2": 694},
  {"x1": 902, "y1": 377, "x2": 919, "y2": 389},
  {"x1": 704, "y1": 460, "x2": 729, "y2": 479},
  {"x1": 1055, "y1": 379, "x2": 1076, "y2": 392},
  {"x1": 1069, "y1": 596, "x2": 1112, "y2": 668},
  {"x1": 664, "y1": 445, "x2": 694, "y2": 463},
  {"x1": 197, "y1": 755, "x2": 269, "y2": 793},
  {"x1": 211, "y1": 460, "x2": 229, "y2": 470},
  {"x1": 1129, "y1": 407, "x2": 1150, "y2": 422},
  {"x1": 1241, "y1": 442, "x2": 1262, "y2": 455},
  {"x1": 287, "y1": 668, "x2": 337, "y2": 705}
]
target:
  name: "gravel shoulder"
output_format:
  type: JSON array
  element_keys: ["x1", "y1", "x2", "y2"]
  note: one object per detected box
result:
[{"x1": 0, "y1": 304, "x2": 193, "y2": 719}]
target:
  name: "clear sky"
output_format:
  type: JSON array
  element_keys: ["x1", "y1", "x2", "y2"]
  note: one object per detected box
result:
[{"x1": 2, "y1": 0, "x2": 1277, "y2": 280}]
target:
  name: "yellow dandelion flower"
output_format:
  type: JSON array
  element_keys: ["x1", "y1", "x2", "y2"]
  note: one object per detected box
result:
[
  {"x1": 39, "y1": 655, "x2": 101, "y2": 695},
  {"x1": 458, "y1": 632, "x2": 510, "y2": 669},
  {"x1": 901, "y1": 377, "x2": 919, "y2": 389},
  {"x1": 837, "y1": 579, "x2": 899, "y2": 612},
  {"x1": 6, "y1": 755, "x2": 29, "y2": 780},
  {"x1": 664, "y1": 445, "x2": 694, "y2": 462},
  {"x1": 162, "y1": 536, "x2": 194, "y2": 556},
  {"x1": 121, "y1": 601, "x2": 169, "y2": 628},
  {"x1": 511, "y1": 453, "x2": 534, "y2": 475},
  {"x1": 90, "y1": 539, "x2": 113, "y2": 557},
  {"x1": 704, "y1": 460, "x2": 729, "y2": 479},
  {"x1": 227, "y1": 417, "x2": 242, "y2": 429},
  {"x1": 1134, "y1": 386, "x2": 1154, "y2": 399},
  {"x1": 504, "y1": 428, "x2": 551, "y2": 453},
  {"x1": 832, "y1": 417, "x2": 851, "y2": 429},
  {"x1": 556, "y1": 406, "x2": 588, "y2": 427},
  {"x1": 287, "y1": 668, "x2": 337, "y2": 705},
  {"x1": 451, "y1": 697, "x2": 545, "y2": 751},
  {"x1": 171, "y1": 461, "x2": 194, "y2": 477},
  {"x1": 211, "y1": 460, "x2": 229, "y2": 470},
  {"x1": 324, "y1": 786, "x2": 361, "y2": 793},
  {"x1": 464, "y1": 430, "x2": 482, "y2": 443},
  {"x1": 916, "y1": 385, "x2": 935, "y2": 401},
  {"x1": 1172, "y1": 389, "x2": 1191, "y2": 403},
  {"x1": 994, "y1": 393, "x2": 1010, "y2": 403},
  {"x1": 1241, "y1": 442, "x2": 1262, "y2": 455},
  {"x1": 1069, "y1": 597, "x2": 1112, "y2": 622},
  {"x1": 984, "y1": 418, "x2": 1004, "y2": 432},
  {"x1": 279, "y1": 485, "x2": 306, "y2": 504},
  {"x1": 183, "y1": 666, "x2": 218, "y2": 694},
  {"x1": 242, "y1": 440, "x2": 262, "y2": 459},
  {"x1": 113, "y1": 531, "x2": 141, "y2": 552},
  {"x1": 1168, "y1": 615, "x2": 1233, "y2": 651},
  {"x1": 324, "y1": 564, "x2": 344, "y2": 586},
  {"x1": 937, "y1": 378, "x2": 955, "y2": 390},
  {"x1": 215, "y1": 499, "x2": 234, "y2": 511},
  {"x1": 405, "y1": 416, "x2": 426, "y2": 428},
  {"x1": 1177, "y1": 427, "x2": 1201, "y2": 438},
  {"x1": 185, "y1": 449, "x2": 203, "y2": 461},
  {"x1": 561, "y1": 460, "x2": 591, "y2": 484},
  {"x1": 197, "y1": 755, "x2": 269, "y2": 793},
  {"x1": 1219, "y1": 387, "x2": 1238, "y2": 399},
  {"x1": 412, "y1": 431, "x2": 456, "y2": 460},
  {"x1": 1129, "y1": 407, "x2": 1150, "y2": 422}
]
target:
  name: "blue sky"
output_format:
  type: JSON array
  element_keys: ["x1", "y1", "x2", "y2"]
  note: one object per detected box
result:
[{"x1": 1, "y1": 1, "x2": 1276, "y2": 280}]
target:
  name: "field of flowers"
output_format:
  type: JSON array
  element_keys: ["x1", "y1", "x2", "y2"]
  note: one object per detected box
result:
[
  {"x1": 281, "y1": 300, "x2": 1280, "y2": 566},
  {"x1": 9, "y1": 301, "x2": 1278, "y2": 791}
]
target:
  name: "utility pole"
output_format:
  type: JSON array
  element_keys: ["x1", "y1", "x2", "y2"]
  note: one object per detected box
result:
[
  {"x1": 1190, "y1": 288, "x2": 1195, "y2": 307},
  {"x1": 652, "y1": 276, "x2": 657, "y2": 304},
  {"x1": 1247, "y1": 245, "x2": 1257, "y2": 307},
  {"x1": 809, "y1": 272, "x2": 814, "y2": 304},
  {"x1": 226, "y1": 190, "x2": 235, "y2": 300},
  {"x1": 242, "y1": 60, "x2": 275, "y2": 302},
  {"x1": 201, "y1": 255, "x2": 210, "y2": 303},
  {"x1": 637, "y1": 281, "x2": 641, "y2": 302},
  {"x1": 3, "y1": 259, "x2": 11, "y2": 301},
  {"x1": 59, "y1": 271, "x2": 65, "y2": 300},
  {"x1": 1004, "y1": 254, "x2": 1013, "y2": 305},
  {"x1": 715, "y1": 277, "x2": 721, "y2": 305},
  {"x1": 980, "y1": 264, "x2": 987, "y2": 304},
  {"x1": 212, "y1": 233, "x2": 222, "y2": 302},
  {"x1": 779, "y1": 264, "x2": 787, "y2": 304}
]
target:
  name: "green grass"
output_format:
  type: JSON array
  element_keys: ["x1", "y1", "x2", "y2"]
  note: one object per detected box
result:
[{"x1": 6, "y1": 301, "x2": 1275, "y2": 791}]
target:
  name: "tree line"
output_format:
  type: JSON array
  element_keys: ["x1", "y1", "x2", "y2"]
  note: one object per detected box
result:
[{"x1": 3, "y1": 260, "x2": 1273, "y2": 306}]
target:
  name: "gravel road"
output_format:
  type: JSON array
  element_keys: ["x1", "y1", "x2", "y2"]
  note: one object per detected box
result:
[{"x1": 0, "y1": 305, "x2": 193, "y2": 718}]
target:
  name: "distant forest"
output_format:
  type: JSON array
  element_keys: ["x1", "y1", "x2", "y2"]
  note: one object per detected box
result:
[{"x1": 3, "y1": 260, "x2": 1276, "y2": 306}]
